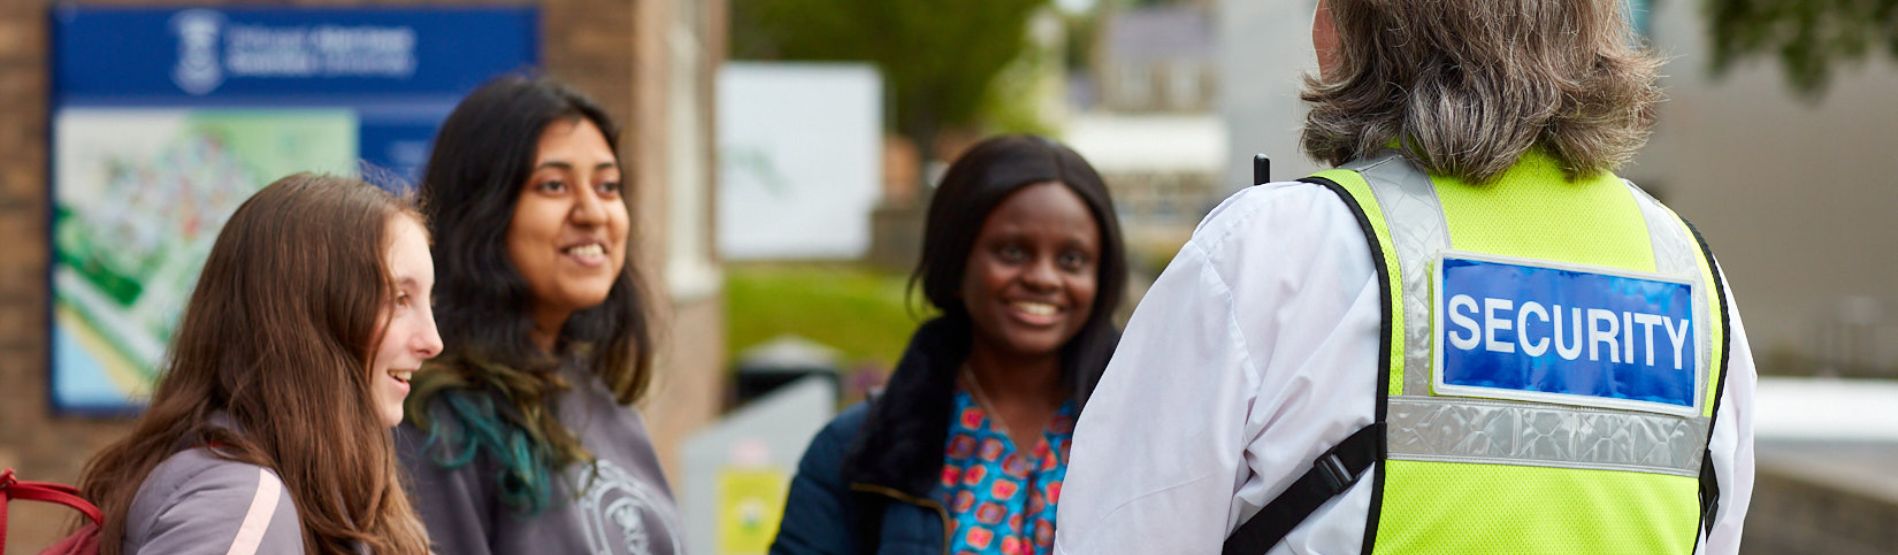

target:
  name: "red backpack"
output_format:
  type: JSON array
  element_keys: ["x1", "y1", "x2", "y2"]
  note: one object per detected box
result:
[{"x1": 0, "y1": 468, "x2": 101, "y2": 555}]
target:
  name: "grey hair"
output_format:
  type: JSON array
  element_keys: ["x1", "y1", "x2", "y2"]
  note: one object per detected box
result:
[{"x1": 1301, "y1": 0, "x2": 1663, "y2": 184}]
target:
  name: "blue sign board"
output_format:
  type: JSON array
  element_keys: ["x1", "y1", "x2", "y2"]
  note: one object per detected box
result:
[
  {"x1": 53, "y1": 5, "x2": 538, "y2": 183},
  {"x1": 1433, "y1": 255, "x2": 1700, "y2": 414},
  {"x1": 49, "y1": 6, "x2": 538, "y2": 414}
]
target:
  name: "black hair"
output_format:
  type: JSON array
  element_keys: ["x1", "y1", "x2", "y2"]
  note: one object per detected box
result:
[
  {"x1": 403, "y1": 74, "x2": 655, "y2": 513},
  {"x1": 912, "y1": 134, "x2": 1128, "y2": 411}
]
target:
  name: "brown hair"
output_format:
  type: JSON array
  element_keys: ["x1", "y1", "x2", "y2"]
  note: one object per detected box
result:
[
  {"x1": 76, "y1": 173, "x2": 430, "y2": 554},
  {"x1": 1301, "y1": 0, "x2": 1663, "y2": 184}
]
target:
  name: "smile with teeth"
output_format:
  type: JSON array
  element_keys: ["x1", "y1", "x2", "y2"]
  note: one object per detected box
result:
[
  {"x1": 563, "y1": 243, "x2": 606, "y2": 258},
  {"x1": 1012, "y1": 301, "x2": 1059, "y2": 317},
  {"x1": 387, "y1": 369, "x2": 414, "y2": 385}
]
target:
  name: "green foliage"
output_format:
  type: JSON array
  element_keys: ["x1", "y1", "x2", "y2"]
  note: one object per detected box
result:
[
  {"x1": 1061, "y1": 10, "x2": 1101, "y2": 72},
  {"x1": 1706, "y1": 0, "x2": 1898, "y2": 96},
  {"x1": 731, "y1": 0, "x2": 1054, "y2": 158},
  {"x1": 982, "y1": 43, "x2": 1063, "y2": 138},
  {"x1": 723, "y1": 264, "x2": 931, "y2": 372}
]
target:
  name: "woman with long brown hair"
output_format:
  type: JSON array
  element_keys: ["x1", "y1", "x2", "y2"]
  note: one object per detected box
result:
[{"x1": 75, "y1": 173, "x2": 442, "y2": 554}]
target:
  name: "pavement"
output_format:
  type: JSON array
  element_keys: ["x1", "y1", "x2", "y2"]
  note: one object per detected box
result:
[{"x1": 1742, "y1": 377, "x2": 1898, "y2": 554}]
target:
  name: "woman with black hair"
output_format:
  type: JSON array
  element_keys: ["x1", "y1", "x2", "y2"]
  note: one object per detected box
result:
[
  {"x1": 771, "y1": 135, "x2": 1128, "y2": 554},
  {"x1": 394, "y1": 75, "x2": 680, "y2": 554}
]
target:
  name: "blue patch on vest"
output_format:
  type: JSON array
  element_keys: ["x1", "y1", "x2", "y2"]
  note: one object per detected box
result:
[{"x1": 1434, "y1": 256, "x2": 1699, "y2": 412}]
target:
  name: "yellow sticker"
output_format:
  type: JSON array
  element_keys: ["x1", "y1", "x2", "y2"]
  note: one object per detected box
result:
[{"x1": 718, "y1": 468, "x2": 790, "y2": 554}]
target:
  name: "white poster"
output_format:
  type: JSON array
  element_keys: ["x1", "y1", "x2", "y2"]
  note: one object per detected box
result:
[{"x1": 717, "y1": 63, "x2": 882, "y2": 261}]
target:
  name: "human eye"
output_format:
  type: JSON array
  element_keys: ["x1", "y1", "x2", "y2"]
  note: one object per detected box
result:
[
  {"x1": 997, "y1": 243, "x2": 1028, "y2": 263},
  {"x1": 1058, "y1": 250, "x2": 1089, "y2": 270}
]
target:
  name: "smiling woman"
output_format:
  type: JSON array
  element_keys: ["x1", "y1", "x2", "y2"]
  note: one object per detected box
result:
[
  {"x1": 504, "y1": 116, "x2": 630, "y2": 349},
  {"x1": 73, "y1": 174, "x2": 438, "y2": 554},
  {"x1": 370, "y1": 214, "x2": 439, "y2": 428},
  {"x1": 771, "y1": 135, "x2": 1128, "y2": 555},
  {"x1": 395, "y1": 74, "x2": 680, "y2": 555}
]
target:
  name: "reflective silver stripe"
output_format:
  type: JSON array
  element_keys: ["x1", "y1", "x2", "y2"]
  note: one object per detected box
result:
[
  {"x1": 1346, "y1": 156, "x2": 1715, "y2": 474},
  {"x1": 1624, "y1": 182, "x2": 1698, "y2": 280},
  {"x1": 1387, "y1": 397, "x2": 1706, "y2": 476},
  {"x1": 1627, "y1": 182, "x2": 1716, "y2": 415},
  {"x1": 1344, "y1": 152, "x2": 1448, "y2": 398}
]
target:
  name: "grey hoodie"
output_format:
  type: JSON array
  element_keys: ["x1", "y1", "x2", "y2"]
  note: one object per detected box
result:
[
  {"x1": 396, "y1": 365, "x2": 683, "y2": 555},
  {"x1": 121, "y1": 446, "x2": 304, "y2": 554}
]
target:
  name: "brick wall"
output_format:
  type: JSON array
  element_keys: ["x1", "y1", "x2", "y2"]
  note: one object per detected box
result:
[
  {"x1": 0, "y1": 0, "x2": 129, "y2": 548},
  {"x1": 0, "y1": 0, "x2": 725, "y2": 549}
]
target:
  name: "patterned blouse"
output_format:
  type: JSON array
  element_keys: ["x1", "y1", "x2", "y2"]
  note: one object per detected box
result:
[{"x1": 937, "y1": 388, "x2": 1077, "y2": 555}]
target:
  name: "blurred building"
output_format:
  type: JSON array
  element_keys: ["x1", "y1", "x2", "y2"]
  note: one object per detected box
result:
[
  {"x1": 1095, "y1": 5, "x2": 1216, "y2": 113},
  {"x1": 1636, "y1": 0, "x2": 1898, "y2": 380},
  {"x1": 1065, "y1": 114, "x2": 1226, "y2": 250},
  {"x1": 1069, "y1": 3, "x2": 1226, "y2": 268},
  {"x1": 0, "y1": 0, "x2": 727, "y2": 549},
  {"x1": 1216, "y1": 0, "x2": 1326, "y2": 188}
]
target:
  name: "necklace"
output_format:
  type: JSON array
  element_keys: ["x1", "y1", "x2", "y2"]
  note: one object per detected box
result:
[{"x1": 961, "y1": 364, "x2": 1024, "y2": 441}]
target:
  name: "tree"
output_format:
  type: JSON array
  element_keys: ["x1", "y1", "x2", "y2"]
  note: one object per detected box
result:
[
  {"x1": 1706, "y1": 0, "x2": 1898, "y2": 96},
  {"x1": 732, "y1": 0, "x2": 1053, "y2": 163}
]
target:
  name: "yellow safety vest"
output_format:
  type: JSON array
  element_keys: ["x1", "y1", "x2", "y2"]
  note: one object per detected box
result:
[{"x1": 1224, "y1": 150, "x2": 1731, "y2": 554}]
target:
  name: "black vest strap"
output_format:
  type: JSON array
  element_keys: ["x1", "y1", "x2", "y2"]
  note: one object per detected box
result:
[
  {"x1": 1698, "y1": 451, "x2": 1720, "y2": 534},
  {"x1": 1222, "y1": 423, "x2": 1386, "y2": 555},
  {"x1": 1682, "y1": 217, "x2": 1732, "y2": 542}
]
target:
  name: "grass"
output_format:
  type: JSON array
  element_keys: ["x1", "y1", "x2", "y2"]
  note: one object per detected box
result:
[{"x1": 724, "y1": 263, "x2": 930, "y2": 373}]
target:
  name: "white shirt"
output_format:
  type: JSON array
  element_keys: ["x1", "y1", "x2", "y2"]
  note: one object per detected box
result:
[{"x1": 1055, "y1": 182, "x2": 1756, "y2": 554}]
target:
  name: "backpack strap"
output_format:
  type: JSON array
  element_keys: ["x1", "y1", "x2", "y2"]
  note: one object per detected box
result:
[
  {"x1": 2, "y1": 467, "x2": 105, "y2": 549},
  {"x1": 1223, "y1": 172, "x2": 1397, "y2": 554},
  {"x1": 1221, "y1": 424, "x2": 1383, "y2": 555}
]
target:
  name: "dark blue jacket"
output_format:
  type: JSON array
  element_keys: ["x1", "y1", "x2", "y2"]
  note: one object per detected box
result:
[
  {"x1": 771, "y1": 318, "x2": 972, "y2": 555},
  {"x1": 770, "y1": 402, "x2": 951, "y2": 555}
]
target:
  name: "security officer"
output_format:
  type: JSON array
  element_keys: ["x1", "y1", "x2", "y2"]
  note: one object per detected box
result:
[{"x1": 1054, "y1": 0, "x2": 1756, "y2": 553}]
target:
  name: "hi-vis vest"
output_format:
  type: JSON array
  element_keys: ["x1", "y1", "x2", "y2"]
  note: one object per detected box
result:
[{"x1": 1223, "y1": 151, "x2": 1732, "y2": 555}]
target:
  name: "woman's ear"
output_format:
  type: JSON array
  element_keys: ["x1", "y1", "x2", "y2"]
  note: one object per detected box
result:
[{"x1": 1313, "y1": 0, "x2": 1344, "y2": 80}]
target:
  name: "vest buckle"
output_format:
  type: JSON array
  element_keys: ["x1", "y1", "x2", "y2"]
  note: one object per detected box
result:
[{"x1": 1315, "y1": 452, "x2": 1356, "y2": 493}]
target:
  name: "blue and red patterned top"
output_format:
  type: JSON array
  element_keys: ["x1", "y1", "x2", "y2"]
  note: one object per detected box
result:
[{"x1": 937, "y1": 388, "x2": 1077, "y2": 555}]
